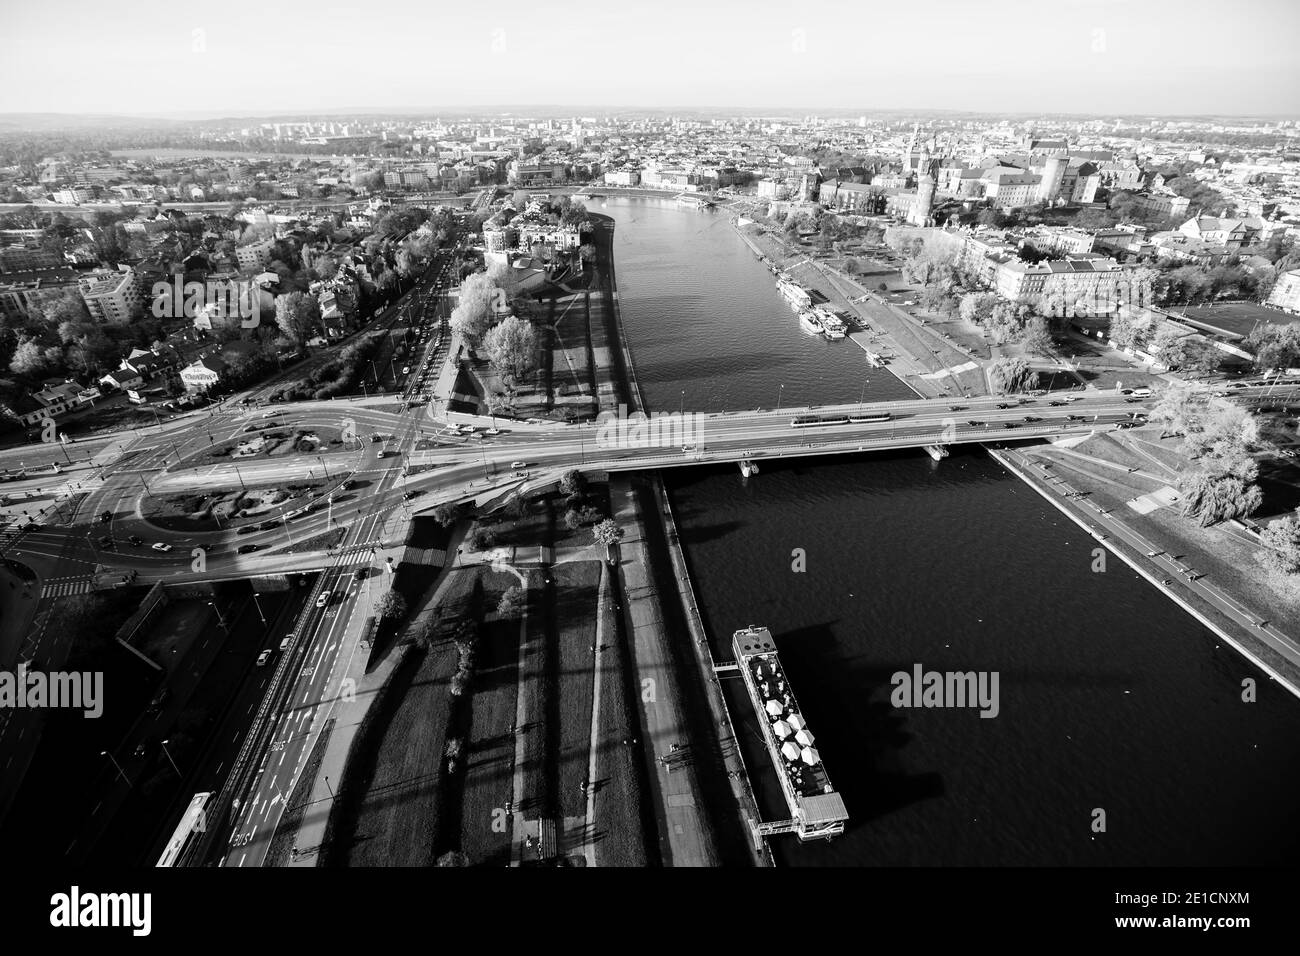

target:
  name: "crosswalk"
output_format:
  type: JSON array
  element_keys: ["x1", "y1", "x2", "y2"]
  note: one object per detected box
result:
[
  {"x1": 332, "y1": 543, "x2": 379, "y2": 565},
  {"x1": 41, "y1": 577, "x2": 93, "y2": 598}
]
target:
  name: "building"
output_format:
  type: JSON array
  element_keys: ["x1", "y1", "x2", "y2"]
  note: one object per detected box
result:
[
  {"x1": 818, "y1": 181, "x2": 884, "y2": 214},
  {"x1": 508, "y1": 159, "x2": 567, "y2": 186},
  {"x1": 235, "y1": 237, "x2": 276, "y2": 272},
  {"x1": 0, "y1": 267, "x2": 80, "y2": 321},
  {"x1": 0, "y1": 246, "x2": 62, "y2": 273},
  {"x1": 14, "y1": 381, "x2": 93, "y2": 426},
  {"x1": 757, "y1": 178, "x2": 789, "y2": 201},
  {"x1": 604, "y1": 168, "x2": 641, "y2": 187},
  {"x1": 1267, "y1": 269, "x2": 1300, "y2": 314},
  {"x1": 1177, "y1": 215, "x2": 1269, "y2": 250},
  {"x1": 79, "y1": 267, "x2": 143, "y2": 324},
  {"x1": 994, "y1": 256, "x2": 1135, "y2": 316},
  {"x1": 1130, "y1": 193, "x2": 1191, "y2": 220},
  {"x1": 384, "y1": 168, "x2": 429, "y2": 189}
]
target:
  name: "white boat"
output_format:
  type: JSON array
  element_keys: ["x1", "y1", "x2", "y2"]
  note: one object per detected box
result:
[
  {"x1": 817, "y1": 310, "x2": 847, "y2": 340},
  {"x1": 799, "y1": 310, "x2": 824, "y2": 335}
]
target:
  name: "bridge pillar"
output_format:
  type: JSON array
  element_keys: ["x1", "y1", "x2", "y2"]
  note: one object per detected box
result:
[
  {"x1": 739, "y1": 459, "x2": 759, "y2": 477},
  {"x1": 923, "y1": 445, "x2": 949, "y2": 462}
]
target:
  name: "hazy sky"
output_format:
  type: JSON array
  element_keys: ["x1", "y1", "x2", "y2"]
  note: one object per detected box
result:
[{"x1": 1, "y1": 0, "x2": 1297, "y2": 118}]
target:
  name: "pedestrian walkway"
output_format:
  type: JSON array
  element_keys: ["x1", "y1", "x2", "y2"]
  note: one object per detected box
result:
[{"x1": 40, "y1": 576, "x2": 92, "y2": 599}]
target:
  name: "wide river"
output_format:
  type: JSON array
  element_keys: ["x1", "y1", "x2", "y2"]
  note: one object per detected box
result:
[{"x1": 583, "y1": 194, "x2": 1300, "y2": 866}]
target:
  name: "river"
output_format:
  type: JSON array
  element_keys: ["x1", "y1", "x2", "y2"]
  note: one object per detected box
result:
[{"x1": 584, "y1": 194, "x2": 1300, "y2": 866}]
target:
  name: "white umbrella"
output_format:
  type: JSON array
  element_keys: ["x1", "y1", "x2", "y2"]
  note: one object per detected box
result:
[
  {"x1": 795, "y1": 729, "x2": 815, "y2": 747},
  {"x1": 772, "y1": 720, "x2": 793, "y2": 739},
  {"x1": 786, "y1": 713, "x2": 805, "y2": 731},
  {"x1": 765, "y1": 700, "x2": 784, "y2": 716},
  {"x1": 781, "y1": 741, "x2": 801, "y2": 761},
  {"x1": 800, "y1": 746, "x2": 820, "y2": 765}
]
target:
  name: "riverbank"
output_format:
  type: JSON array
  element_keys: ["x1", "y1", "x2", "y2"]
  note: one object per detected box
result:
[{"x1": 990, "y1": 441, "x2": 1300, "y2": 698}]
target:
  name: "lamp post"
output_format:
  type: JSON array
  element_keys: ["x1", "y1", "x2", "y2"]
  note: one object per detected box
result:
[
  {"x1": 101, "y1": 751, "x2": 130, "y2": 787},
  {"x1": 207, "y1": 600, "x2": 229, "y2": 631},
  {"x1": 160, "y1": 739, "x2": 182, "y2": 777},
  {"x1": 776, "y1": 384, "x2": 785, "y2": 413},
  {"x1": 251, "y1": 592, "x2": 267, "y2": 625},
  {"x1": 281, "y1": 514, "x2": 295, "y2": 547},
  {"x1": 233, "y1": 464, "x2": 247, "y2": 493}
]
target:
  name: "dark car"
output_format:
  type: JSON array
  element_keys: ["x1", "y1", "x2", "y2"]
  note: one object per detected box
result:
[
  {"x1": 97, "y1": 535, "x2": 113, "y2": 549},
  {"x1": 237, "y1": 525, "x2": 257, "y2": 535},
  {"x1": 99, "y1": 510, "x2": 113, "y2": 523},
  {"x1": 966, "y1": 420, "x2": 982, "y2": 427},
  {"x1": 128, "y1": 535, "x2": 143, "y2": 546},
  {"x1": 1048, "y1": 400, "x2": 1065, "y2": 406},
  {"x1": 949, "y1": 404, "x2": 966, "y2": 411},
  {"x1": 1003, "y1": 422, "x2": 1019, "y2": 429},
  {"x1": 238, "y1": 543, "x2": 258, "y2": 554},
  {"x1": 1023, "y1": 416, "x2": 1041, "y2": 423},
  {"x1": 341, "y1": 479, "x2": 356, "y2": 491},
  {"x1": 1067, "y1": 414, "x2": 1085, "y2": 421},
  {"x1": 996, "y1": 402, "x2": 1012, "y2": 409},
  {"x1": 353, "y1": 568, "x2": 368, "y2": 582},
  {"x1": 259, "y1": 520, "x2": 278, "y2": 531}
]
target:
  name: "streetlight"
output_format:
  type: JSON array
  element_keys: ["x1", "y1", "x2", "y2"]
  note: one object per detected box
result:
[
  {"x1": 776, "y1": 384, "x2": 785, "y2": 413},
  {"x1": 679, "y1": 390, "x2": 685, "y2": 416},
  {"x1": 160, "y1": 739, "x2": 182, "y2": 777},
  {"x1": 101, "y1": 751, "x2": 130, "y2": 787},
  {"x1": 317, "y1": 456, "x2": 329, "y2": 480},
  {"x1": 233, "y1": 464, "x2": 247, "y2": 493},
  {"x1": 207, "y1": 600, "x2": 229, "y2": 631},
  {"x1": 324, "y1": 775, "x2": 336, "y2": 798},
  {"x1": 251, "y1": 592, "x2": 267, "y2": 625},
  {"x1": 281, "y1": 514, "x2": 295, "y2": 547}
]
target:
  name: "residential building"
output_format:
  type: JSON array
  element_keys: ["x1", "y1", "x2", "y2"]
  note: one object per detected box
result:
[
  {"x1": 79, "y1": 267, "x2": 143, "y2": 324},
  {"x1": 1267, "y1": 269, "x2": 1300, "y2": 314}
]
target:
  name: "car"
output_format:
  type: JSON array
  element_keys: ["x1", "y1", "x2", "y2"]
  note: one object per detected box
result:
[
  {"x1": 262, "y1": 410, "x2": 279, "y2": 418},
  {"x1": 403, "y1": 490, "x2": 422, "y2": 500},
  {"x1": 147, "y1": 688, "x2": 169, "y2": 712},
  {"x1": 1125, "y1": 397, "x2": 1145, "y2": 403},
  {"x1": 238, "y1": 543, "x2": 258, "y2": 554},
  {"x1": 279, "y1": 635, "x2": 294, "y2": 652},
  {"x1": 151, "y1": 542, "x2": 172, "y2": 552},
  {"x1": 256, "y1": 650, "x2": 272, "y2": 667},
  {"x1": 129, "y1": 535, "x2": 143, "y2": 546},
  {"x1": 341, "y1": 479, "x2": 356, "y2": 490},
  {"x1": 1023, "y1": 416, "x2": 1041, "y2": 423},
  {"x1": 996, "y1": 402, "x2": 1012, "y2": 409},
  {"x1": 97, "y1": 535, "x2": 113, "y2": 549},
  {"x1": 966, "y1": 420, "x2": 983, "y2": 427},
  {"x1": 370, "y1": 433, "x2": 383, "y2": 443},
  {"x1": 510, "y1": 460, "x2": 528, "y2": 468},
  {"x1": 99, "y1": 510, "x2": 113, "y2": 523},
  {"x1": 402, "y1": 366, "x2": 412, "y2": 375},
  {"x1": 377, "y1": 449, "x2": 390, "y2": 458},
  {"x1": 1048, "y1": 400, "x2": 1065, "y2": 407},
  {"x1": 1017, "y1": 398, "x2": 1034, "y2": 405},
  {"x1": 258, "y1": 520, "x2": 278, "y2": 531},
  {"x1": 1063, "y1": 395, "x2": 1080, "y2": 403},
  {"x1": 133, "y1": 742, "x2": 147, "y2": 759},
  {"x1": 1003, "y1": 422, "x2": 1019, "y2": 428},
  {"x1": 948, "y1": 405, "x2": 965, "y2": 412},
  {"x1": 485, "y1": 427, "x2": 501, "y2": 436},
  {"x1": 237, "y1": 525, "x2": 257, "y2": 535},
  {"x1": 1161, "y1": 579, "x2": 1174, "y2": 586},
  {"x1": 1067, "y1": 414, "x2": 1085, "y2": 422},
  {"x1": 353, "y1": 568, "x2": 368, "y2": 582},
  {"x1": 316, "y1": 591, "x2": 332, "y2": 608}
]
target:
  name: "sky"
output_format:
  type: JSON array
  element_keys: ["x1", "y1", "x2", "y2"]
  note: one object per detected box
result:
[{"x1": 1, "y1": 0, "x2": 1297, "y2": 118}]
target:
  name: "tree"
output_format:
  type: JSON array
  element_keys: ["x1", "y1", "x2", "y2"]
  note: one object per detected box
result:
[
  {"x1": 274, "y1": 291, "x2": 321, "y2": 348},
  {"x1": 959, "y1": 291, "x2": 998, "y2": 326},
  {"x1": 1245, "y1": 324, "x2": 1300, "y2": 373},
  {"x1": 559, "y1": 469, "x2": 586, "y2": 497},
  {"x1": 449, "y1": 273, "x2": 501, "y2": 346},
  {"x1": 497, "y1": 586, "x2": 524, "y2": 619},
  {"x1": 483, "y1": 314, "x2": 538, "y2": 381},
  {"x1": 1180, "y1": 469, "x2": 1262, "y2": 527},
  {"x1": 432, "y1": 502, "x2": 465, "y2": 527},
  {"x1": 1021, "y1": 315, "x2": 1054, "y2": 356},
  {"x1": 592, "y1": 518, "x2": 623, "y2": 547},
  {"x1": 8, "y1": 337, "x2": 49, "y2": 377},
  {"x1": 467, "y1": 527, "x2": 497, "y2": 550},
  {"x1": 376, "y1": 589, "x2": 407, "y2": 620},
  {"x1": 989, "y1": 356, "x2": 1038, "y2": 395},
  {"x1": 1257, "y1": 511, "x2": 1300, "y2": 577}
]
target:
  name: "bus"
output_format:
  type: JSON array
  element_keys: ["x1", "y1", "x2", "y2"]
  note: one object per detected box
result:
[{"x1": 848, "y1": 412, "x2": 892, "y2": 424}]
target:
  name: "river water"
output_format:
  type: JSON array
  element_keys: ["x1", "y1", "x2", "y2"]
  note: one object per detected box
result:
[{"x1": 585, "y1": 195, "x2": 1300, "y2": 866}]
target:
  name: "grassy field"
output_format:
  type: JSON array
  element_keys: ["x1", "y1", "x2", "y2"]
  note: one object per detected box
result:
[
  {"x1": 455, "y1": 568, "x2": 523, "y2": 866},
  {"x1": 324, "y1": 641, "x2": 452, "y2": 866},
  {"x1": 553, "y1": 562, "x2": 600, "y2": 834}
]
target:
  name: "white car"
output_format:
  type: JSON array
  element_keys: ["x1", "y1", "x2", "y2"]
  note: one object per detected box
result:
[
  {"x1": 256, "y1": 650, "x2": 272, "y2": 667},
  {"x1": 316, "y1": 591, "x2": 332, "y2": 608},
  {"x1": 279, "y1": 635, "x2": 294, "y2": 652},
  {"x1": 152, "y1": 542, "x2": 172, "y2": 552},
  {"x1": 510, "y1": 460, "x2": 528, "y2": 468}
]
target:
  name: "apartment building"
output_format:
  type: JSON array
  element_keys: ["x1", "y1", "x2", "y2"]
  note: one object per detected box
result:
[{"x1": 79, "y1": 267, "x2": 143, "y2": 324}]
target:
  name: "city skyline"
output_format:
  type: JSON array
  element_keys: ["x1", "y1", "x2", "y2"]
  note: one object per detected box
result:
[{"x1": 2, "y1": 0, "x2": 1298, "y2": 119}]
